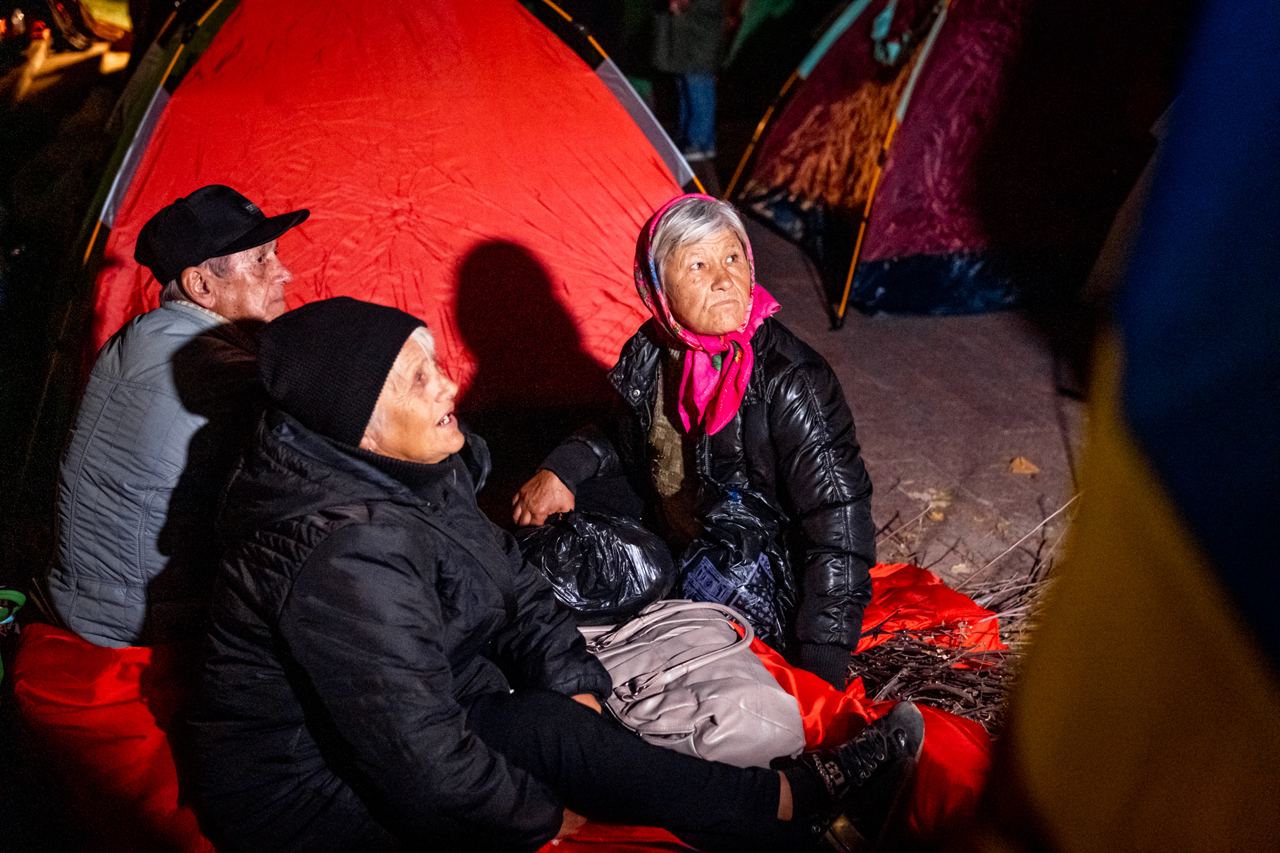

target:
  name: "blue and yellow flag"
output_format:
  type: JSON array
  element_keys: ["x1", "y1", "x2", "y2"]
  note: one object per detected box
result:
[{"x1": 972, "y1": 1, "x2": 1280, "y2": 850}]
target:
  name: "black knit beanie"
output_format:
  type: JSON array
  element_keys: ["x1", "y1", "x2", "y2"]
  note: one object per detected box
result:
[{"x1": 257, "y1": 297, "x2": 425, "y2": 446}]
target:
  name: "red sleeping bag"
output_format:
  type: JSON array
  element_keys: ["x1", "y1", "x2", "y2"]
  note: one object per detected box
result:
[{"x1": 13, "y1": 563, "x2": 999, "y2": 851}]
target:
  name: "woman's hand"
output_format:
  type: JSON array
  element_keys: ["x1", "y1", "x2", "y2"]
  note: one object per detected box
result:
[
  {"x1": 557, "y1": 808, "x2": 588, "y2": 838},
  {"x1": 512, "y1": 469, "x2": 575, "y2": 527},
  {"x1": 571, "y1": 693, "x2": 603, "y2": 714}
]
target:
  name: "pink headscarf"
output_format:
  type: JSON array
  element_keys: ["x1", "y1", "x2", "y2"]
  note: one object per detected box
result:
[{"x1": 634, "y1": 193, "x2": 781, "y2": 436}]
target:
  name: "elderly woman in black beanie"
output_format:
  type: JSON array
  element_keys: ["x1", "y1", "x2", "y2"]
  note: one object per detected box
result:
[{"x1": 187, "y1": 297, "x2": 923, "y2": 853}]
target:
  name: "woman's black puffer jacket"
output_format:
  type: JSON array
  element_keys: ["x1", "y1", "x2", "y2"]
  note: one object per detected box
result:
[
  {"x1": 542, "y1": 317, "x2": 874, "y2": 687},
  {"x1": 189, "y1": 411, "x2": 611, "y2": 853}
]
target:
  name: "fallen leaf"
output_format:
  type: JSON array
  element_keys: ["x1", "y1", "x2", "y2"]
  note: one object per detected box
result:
[
  {"x1": 1009, "y1": 456, "x2": 1040, "y2": 475},
  {"x1": 951, "y1": 562, "x2": 972, "y2": 574},
  {"x1": 902, "y1": 487, "x2": 954, "y2": 508},
  {"x1": 927, "y1": 509, "x2": 946, "y2": 522}
]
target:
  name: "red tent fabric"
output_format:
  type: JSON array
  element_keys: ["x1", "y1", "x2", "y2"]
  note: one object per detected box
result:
[
  {"x1": 14, "y1": 563, "x2": 999, "y2": 850},
  {"x1": 91, "y1": 0, "x2": 680, "y2": 410}
]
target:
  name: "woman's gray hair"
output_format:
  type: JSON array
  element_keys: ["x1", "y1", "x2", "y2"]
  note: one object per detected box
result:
[
  {"x1": 361, "y1": 325, "x2": 436, "y2": 442},
  {"x1": 408, "y1": 324, "x2": 436, "y2": 359},
  {"x1": 651, "y1": 197, "x2": 751, "y2": 282}
]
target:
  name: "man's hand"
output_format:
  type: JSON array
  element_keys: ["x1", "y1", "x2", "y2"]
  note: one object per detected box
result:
[
  {"x1": 571, "y1": 693, "x2": 603, "y2": 714},
  {"x1": 512, "y1": 469, "x2": 574, "y2": 527}
]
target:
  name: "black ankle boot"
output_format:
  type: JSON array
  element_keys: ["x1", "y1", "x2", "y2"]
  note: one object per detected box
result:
[{"x1": 791, "y1": 702, "x2": 926, "y2": 850}]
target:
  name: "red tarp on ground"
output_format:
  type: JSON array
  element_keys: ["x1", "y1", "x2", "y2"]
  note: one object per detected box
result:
[
  {"x1": 91, "y1": 0, "x2": 679, "y2": 410},
  {"x1": 14, "y1": 563, "x2": 1000, "y2": 851},
  {"x1": 11, "y1": 628, "x2": 214, "y2": 853},
  {"x1": 551, "y1": 563, "x2": 1001, "y2": 849}
]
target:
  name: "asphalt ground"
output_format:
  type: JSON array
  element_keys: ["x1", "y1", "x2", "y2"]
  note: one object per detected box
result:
[{"x1": 739, "y1": 211, "x2": 1083, "y2": 591}]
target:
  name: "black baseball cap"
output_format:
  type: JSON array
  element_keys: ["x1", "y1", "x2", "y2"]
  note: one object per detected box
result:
[{"x1": 134, "y1": 184, "x2": 309, "y2": 285}]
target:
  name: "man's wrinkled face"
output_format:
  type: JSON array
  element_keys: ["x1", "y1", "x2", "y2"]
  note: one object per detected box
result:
[
  {"x1": 205, "y1": 240, "x2": 293, "y2": 322},
  {"x1": 360, "y1": 333, "x2": 465, "y2": 464}
]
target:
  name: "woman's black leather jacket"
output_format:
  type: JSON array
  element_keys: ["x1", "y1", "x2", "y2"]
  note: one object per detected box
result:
[{"x1": 542, "y1": 318, "x2": 874, "y2": 686}]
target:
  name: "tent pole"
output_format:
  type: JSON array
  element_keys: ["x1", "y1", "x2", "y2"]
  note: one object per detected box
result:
[
  {"x1": 728, "y1": 0, "x2": 880, "y2": 200},
  {"x1": 834, "y1": 120, "x2": 897, "y2": 326},
  {"x1": 834, "y1": 1, "x2": 950, "y2": 325}
]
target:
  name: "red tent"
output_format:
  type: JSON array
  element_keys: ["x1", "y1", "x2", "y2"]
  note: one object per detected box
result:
[{"x1": 86, "y1": 0, "x2": 686, "y2": 410}]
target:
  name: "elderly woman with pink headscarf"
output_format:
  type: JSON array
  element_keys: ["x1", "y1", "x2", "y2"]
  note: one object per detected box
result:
[{"x1": 514, "y1": 194, "x2": 875, "y2": 689}]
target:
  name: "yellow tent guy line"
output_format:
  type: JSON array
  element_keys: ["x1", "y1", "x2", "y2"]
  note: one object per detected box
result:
[
  {"x1": 82, "y1": 219, "x2": 103, "y2": 266},
  {"x1": 159, "y1": 41, "x2": 185, "y2": 83},
  {"x1": 161, "y1": 0, "x2": 227, "y2": 82},
  {"x1": 196, "y1": 0, "x2": 225, "y2": 27},
  {"x1": 541, "y1": 0, "x2": 573, "y2": 23}
]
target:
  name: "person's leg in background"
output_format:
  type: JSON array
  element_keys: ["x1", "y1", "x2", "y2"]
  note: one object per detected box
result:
[
  {"x1": 681, "y1": 71, "x2": 717, "y2": 160},
  {"x1": 674, "y1": 73, "x2": 692, "y2": 152}
]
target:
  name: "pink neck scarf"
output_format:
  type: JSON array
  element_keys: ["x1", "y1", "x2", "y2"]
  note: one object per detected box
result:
[{"x1": 634, "y1": 193, "x2": 781, "y2": 436}]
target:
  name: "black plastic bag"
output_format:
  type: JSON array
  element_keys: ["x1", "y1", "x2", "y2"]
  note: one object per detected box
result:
[
  {"x1": 518, "y1": 512, "x2": 675, "y2": 625},
  {"x1": 679, "y1": 489, "x2": 793, "y2": 648}
]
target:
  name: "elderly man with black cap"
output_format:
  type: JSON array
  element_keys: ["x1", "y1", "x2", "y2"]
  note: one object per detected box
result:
[
  {"x1": 46, "y1": 184, "x2": 308, "y2": 649},
  {"x1": 189, "y1": 296, "x2": 925, "y2": 853}
]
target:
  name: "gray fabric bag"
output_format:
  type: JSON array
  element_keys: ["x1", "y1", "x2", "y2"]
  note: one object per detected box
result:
[{"x1": 581, "y1": 599, "x2": 805, "y2": 768}]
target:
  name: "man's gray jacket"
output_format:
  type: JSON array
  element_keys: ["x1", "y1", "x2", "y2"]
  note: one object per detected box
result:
[{"x1": 48, "y1": 301, "x2": 263, "y2": 647}]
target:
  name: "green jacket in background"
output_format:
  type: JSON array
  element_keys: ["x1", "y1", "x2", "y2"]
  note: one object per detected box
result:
[{"x1": 652, "y1": 0, "x2": 725, "y2": 74}]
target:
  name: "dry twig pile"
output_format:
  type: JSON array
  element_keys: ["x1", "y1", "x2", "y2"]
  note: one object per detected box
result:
[{"x1": 852, "y1": 559, "x2": 1053, "y2": 737}]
